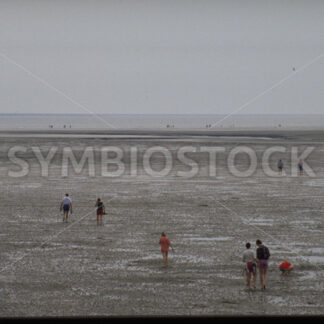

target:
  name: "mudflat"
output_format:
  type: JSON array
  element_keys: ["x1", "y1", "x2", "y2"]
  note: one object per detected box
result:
[{"x1": 0, "y1": 130, "x2": 323, "y2": 316}]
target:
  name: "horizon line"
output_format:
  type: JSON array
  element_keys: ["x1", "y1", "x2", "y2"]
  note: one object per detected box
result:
[{"x1": 1, "y1": 113, "x2": 324, "y2": 116}]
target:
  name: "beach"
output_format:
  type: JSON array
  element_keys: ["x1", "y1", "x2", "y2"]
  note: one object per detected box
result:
[{"x1": 0, "y1": 129, "x2": 323, "y2": 316}]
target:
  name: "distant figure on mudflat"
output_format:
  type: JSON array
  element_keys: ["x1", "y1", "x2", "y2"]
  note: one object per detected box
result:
[
  {"x1": 159, "y1": 232, "x2": 174, "y2": 267},
  {"x1": 60, "y1": 193, "x2": 72, "y2": 223},
  {"x1": 277, "y1": 159, "x2": 284, "y2": 175},
  {"x1": 298, "y1": 159, "x2": 304, "y2": 175},
  {"x1": 95, "y1": 198, "x2": 105, "y2": 226}
]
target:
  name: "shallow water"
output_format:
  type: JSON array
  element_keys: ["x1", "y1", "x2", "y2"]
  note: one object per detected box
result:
[{"x1": 2, "y1": 113, "x2": 324, "y2": 130}]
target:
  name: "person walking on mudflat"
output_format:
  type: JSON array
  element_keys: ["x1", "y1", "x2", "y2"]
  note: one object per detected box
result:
[
  {"x1": 298, "y1": 159, "x2": 304, "y2": 175},
  {"x1": 95, "y1": 198, "x2": 105, "y2": 226},
  {"x1": 159, "y1": 232, "x2": 174, "y2": 267},
  {"x1": 60, "y1": 193, "x2": 72, "y2": 223},
  {"x1": 243, "y1": 242, "x2": 257, "y2": 290},
  {"x1": 256, "y1": 239, "x2": 270, "y2": 290},
  {"x1": 278, "y1": 159, "x2": 284, "y2": 175}
]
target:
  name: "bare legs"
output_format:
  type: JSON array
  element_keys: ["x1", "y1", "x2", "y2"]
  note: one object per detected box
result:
[
  {"x1": 97, "y1": 214, "x2": 103, "y2": 226},
  {"x1": 63, "y1": 211, "x2": 69, "y2": 222},
  {"x1": 259, "y1": 268, "x2": 268, "y2": 289},
  {"x1": 246, "y1": 272, "x2": 257, "y2": 290},
  {"x1": 162, "y1": 251, "x2": 168, "y2": 267}
]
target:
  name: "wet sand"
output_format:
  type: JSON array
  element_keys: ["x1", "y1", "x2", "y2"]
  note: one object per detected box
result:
[
  {"x1": 1, "y1": 128, "x2": 324, "y2": 140},
  {"x1": 0, "y1": 130, "x2": 323, "y2": 316}
]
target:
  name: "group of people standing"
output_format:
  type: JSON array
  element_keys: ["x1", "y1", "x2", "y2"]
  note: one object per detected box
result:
[
  {"x1": 277, "y1": 159, "x2": 304, "y2": 175},
  {"x1": 243, "y1": 240, "x2": 271, "y2": 291},
  {"x1": 243, "y1": 240, "x2": 293, "y2": 291}
]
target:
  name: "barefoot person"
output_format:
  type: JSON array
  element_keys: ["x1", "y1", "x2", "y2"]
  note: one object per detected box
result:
[
  {"x1": 95, "y1": 198, "x2": 105, "y2": 226},
  {"x1": 60, "y1": 193, "x2": 72, "y2": 223},
  {"x1": 243, "y1": 242, "x2": 257, "y2": 290},
  {"x1": 159, "y1": 232, "x2": 174, "y2": 267},
  {"x1": 279, "y1": 260, "x2": 293, "y2": 275},
  {"x1": 256, "y1": 239, "x2": 270, "y2": 290}
]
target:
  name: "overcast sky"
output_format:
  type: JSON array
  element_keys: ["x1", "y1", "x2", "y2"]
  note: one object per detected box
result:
[{"x1": 0, "y1": 0, "x2": 323, "y2": 115}]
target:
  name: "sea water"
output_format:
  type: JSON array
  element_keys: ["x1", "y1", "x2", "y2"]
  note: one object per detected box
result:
[{"x1": 1, "y1": 113, "x2": 324, "y2": 130}]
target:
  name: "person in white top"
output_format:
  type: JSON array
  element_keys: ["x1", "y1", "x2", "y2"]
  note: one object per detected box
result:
[
  {"x1": 242, "y1": 242, "x2": 257, "y2": 290},
  {"x1": 60, "y1": 193, "x2": 72, "y2": 223}
]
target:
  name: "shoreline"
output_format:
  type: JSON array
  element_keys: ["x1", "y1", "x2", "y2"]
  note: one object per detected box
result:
[{"x1": 1, "y1": 128, "x2": 324, "y2": 141}]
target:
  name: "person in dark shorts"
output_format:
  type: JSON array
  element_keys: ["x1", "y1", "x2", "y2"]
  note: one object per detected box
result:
[
  {"x1": 278, "y1": 159, "x2": 284, "y2": 174},
  {"x1": 60, "y1": 193, "x2": 72, "y2": 223},
  {"x1": 256, "y1": 239, "x2": 270, "y2": 290},
  {"x1": 298, "y1": 159, "x2": 304, "y2": 175},
  {"x1": 95, "y1": 198, "x2": 105, "y2": 226},
  {"x1": 242, "y1": 242, "x2": 257, "y2": 290}
]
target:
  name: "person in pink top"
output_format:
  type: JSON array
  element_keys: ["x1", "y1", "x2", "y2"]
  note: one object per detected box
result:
[{"x1": 159, "y1": 232, "x2": 174, "y2": 267}]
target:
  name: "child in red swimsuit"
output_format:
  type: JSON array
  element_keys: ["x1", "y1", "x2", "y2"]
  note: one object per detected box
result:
[{"x1": 279, "y1": 260, "x2": 293, "y2": 275}]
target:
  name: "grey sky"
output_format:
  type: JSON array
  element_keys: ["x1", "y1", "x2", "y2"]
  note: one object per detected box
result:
[{"x1": 0, "y1": 0, "x2": 323, "y2": 115}]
